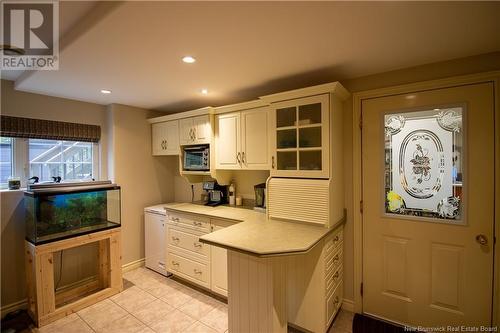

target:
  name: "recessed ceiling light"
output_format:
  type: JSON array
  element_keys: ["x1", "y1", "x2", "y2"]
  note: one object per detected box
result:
[
  {"x1": 100, "y1": 89, "x2": 111, "y2": 94},
  {"x1": 182, "y1": 56, "x2": 196, "y2": 63},
  {"x1": 201, "y1": 88, "x2": 208, "y2": 95},
  {"x1": 433, "y1": 108, "x2": 440, "y2": 111}
]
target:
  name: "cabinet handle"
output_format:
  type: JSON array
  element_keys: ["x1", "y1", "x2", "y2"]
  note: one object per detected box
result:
[
  {"x1": 333, "y1": 296, "x2": 339, "y2": 307},
  {"x1": 165, "y1": 139, "x2": 168, "y2": 149},
  {"x1": 161, "y1": 140, "x2": 165, "y2": 149},
  {"x1": 334, "y1": 235, "x2": 339, "y2": 242},
  {"x1": 194, "y1": 269, "x2": 202, "y2": 274},
  {"x1": 242, "y1": 152, "x2": 245, "y2": 164},
  {"x1": 333, "y1": 271, "x2": 339, "y2": 279},
  {"x1": 171, "y1": 217, "x2": 180, "y2": 222},
  {"x1": 171, "y1": 236, "x2": 179, "y2": 241},
  {"x1": 272, "y1": 156, "x2": 275, "y2": 169},
  {"x1": 193, "y1": 127, "x2": 197, "y2": 139},
  {"x1": 333, "y1": 255, "x2": 339, "y2": 262},
  {"x1": 193, "y1": 221, "x2": 203, "y2": 227},
  {"x1": 172, "y1": 261, "x2": 179, "y2": 266},
  {"x1": 193, "y1": 242, "x2": 202, "y2": 248},
  {"x1": 237, "y1": 152, "x2": 241, "y2": 164}
]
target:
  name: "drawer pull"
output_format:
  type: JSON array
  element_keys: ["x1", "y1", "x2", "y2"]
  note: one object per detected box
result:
[
  {"x1": 193, "y1": 242, "x2": 202, "y2": 248},
  {"x1": 333, "y1": 255, "x2": 340, "y2": 262},
  {"x1": 333, "y1": 235, "x2": 339, "y2": 242},
  {"x1": 194, "y1": 269, "x2": 202, "y2": 274},
  {"x1": 171, "y1": 236, "x2": 179, "y2": 241},
  {"x1": 171, "y1": 261, "x2": 179, "y2": 266},
  {"x1": 193, "y1": 221, "x2": 203, "y2": 227},
  {"x1": 333, "y1": 296, "x2": 339, "y2": 307},
  {"x1": 171, "y1": 217, "x2": 180, "y2": 222},
  {"x1": 333, "y1": 272, "x2": 339, "y2": 279}
]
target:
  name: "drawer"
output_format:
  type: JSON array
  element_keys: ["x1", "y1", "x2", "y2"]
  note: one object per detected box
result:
[
  {"x1": 167, "y1": 252, "x2": 210, "y2": 288},
  {"x1": 166, "y1": 211, "x2": 210, "y2": 232},
  {"x1": 167, "y1": 226, "x2": 210, "y2": 261},
  {"x1": 325, "y1": 229, "x2": 343, "y2": 255},
  {"x1": 326, "y1": 282, "x2": 343, "y2": 327},
  {"x1": 326, "y1": 265, "x2": 343, "y2": 296},
  {"x1": 326, "y1": 246, "x2": 342, "y2": 275}
]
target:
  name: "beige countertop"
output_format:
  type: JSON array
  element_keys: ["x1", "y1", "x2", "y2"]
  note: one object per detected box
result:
[{"x1": 162, "y1": 202, "x2": 344, "y2": 257}]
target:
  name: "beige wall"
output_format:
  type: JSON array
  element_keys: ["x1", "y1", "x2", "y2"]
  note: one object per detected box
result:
[
  {"x1": 338, "y1": 52, "x2": 500, "y2": 302},
  {"x1": 107, "y1": 104, "x2": 176, "y2": 264}
]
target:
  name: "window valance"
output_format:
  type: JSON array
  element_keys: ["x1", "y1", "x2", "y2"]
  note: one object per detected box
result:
[{"x1": 0, "y1": 115, "x2": 101, "y2": 143}]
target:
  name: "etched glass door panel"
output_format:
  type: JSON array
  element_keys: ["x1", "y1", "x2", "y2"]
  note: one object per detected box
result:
[{"x1": 384, "y1": 107, "x2": 463, "y2": 222}]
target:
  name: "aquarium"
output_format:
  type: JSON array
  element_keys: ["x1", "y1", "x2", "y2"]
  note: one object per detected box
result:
[{"x1": 25, "y1": 181, "x2": 121, "y2": 245}]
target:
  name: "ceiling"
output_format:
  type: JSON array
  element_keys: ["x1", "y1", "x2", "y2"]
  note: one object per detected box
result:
[{"x1": 4, "y1": 1, "x2": 500, "y2": 112}]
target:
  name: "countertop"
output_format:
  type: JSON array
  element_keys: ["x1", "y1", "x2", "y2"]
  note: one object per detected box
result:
[{"x1": 162, "y1": 202, "x2": 344, "y2": 257}]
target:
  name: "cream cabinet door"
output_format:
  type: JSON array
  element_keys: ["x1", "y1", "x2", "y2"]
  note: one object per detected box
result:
[
  {"x1": 215, "y1": 112, "x2": 241, "y2": 169},
  {"x1": 152, "y1": 122, "x2": 166, "y2": 155},
  {"x1": 193, "y1": 115, "x2": 211, "y2": 144},
  {"x1": 164, "y1": 120, "x2": 180, "y2": 155},
  {"x1": 241, "y1": 107, "x2": 270, "y2": 170},
  {"x1": 210, "y1": 221, "x2": 231, "y2": 297},
  {"x1": 179, "y1": 118, "x2": 194, "y2": 145},
  {"x1": 270, "y1": 94, "x2": 330, "y2": 178}
]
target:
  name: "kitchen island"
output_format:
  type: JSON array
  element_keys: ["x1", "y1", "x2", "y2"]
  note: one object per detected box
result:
[{"x1": 163, "y1": 202, "x2": 344, "y2": 333}]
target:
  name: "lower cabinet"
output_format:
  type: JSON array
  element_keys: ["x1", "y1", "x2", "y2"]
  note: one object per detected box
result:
[
  {"x1": 165, "y1": 210, "x2": 232, "y2": 297},
  {"x1": 144, "y1": 211, "x2": 167, "y2": 275},
  {"x1": 287, "y1": 225, "x2": 343, "y2": 333}
]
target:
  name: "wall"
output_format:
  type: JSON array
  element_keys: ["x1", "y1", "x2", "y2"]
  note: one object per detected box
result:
[
  {"x1": 338, "y1": 52, "x2": 500, "y2": 303},
  {"x1": 107, "y1": 104, "x2": 176, "y2": 265},
  {"x1": 0, "y1": 80, "x2": 108, "y2": 311}
]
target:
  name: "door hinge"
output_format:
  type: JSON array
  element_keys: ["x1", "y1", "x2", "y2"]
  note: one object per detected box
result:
[
  {"x1": 360, "y1": 200, "x2": 363, "y2": 214},
  {"x1": 360, "y1": 282, "x2": 364, "y2": 297}
]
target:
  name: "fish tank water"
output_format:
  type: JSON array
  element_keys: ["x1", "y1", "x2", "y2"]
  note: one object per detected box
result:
[{"x1": 25, "y1": 181, "x2": 121, "y2": 245}]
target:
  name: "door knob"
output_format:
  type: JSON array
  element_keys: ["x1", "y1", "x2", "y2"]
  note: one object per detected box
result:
[{"x1": 476, "y1": 234, "x2": 488, "y2": 245}]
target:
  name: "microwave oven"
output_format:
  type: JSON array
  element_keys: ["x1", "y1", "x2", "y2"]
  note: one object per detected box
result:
[{"x1": 183, "y1": 145, "x2": 210, "y2": 171}]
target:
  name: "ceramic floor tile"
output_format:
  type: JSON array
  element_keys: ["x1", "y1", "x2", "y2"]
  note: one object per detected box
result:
[
  {"x1": 184, "y1": 321, "x2": 218, "y2": 333},
  {"x1": 199, "y1": 305, "x2": 228, "y2": 333},
  {"x1": 141, "y1": 279, "x2": 180, "y2": 298},
  {"x1": 159, "y1": 286, "x2": 198, "y2": 308},
  {"x1": 178, "y1": 293, "x2": 219, "y2": 320},
  {"x1": 96, "y1": 314, "x2": 146, "y2": 333},
  {"x1": 330, "y1": 310, "x2": 354, "y2": 332},
  {"x1": 149, "y1": 309, "x2": 196, "y2": 333},
  {"x1": 110, "y1": 286, "x2": 156, "y2": 313},
  {"x1": 37, "y1": 314, "x2": 93, "y2": 333},
  {"x1": 137, "y1": 327, "x2": 156, "y2": 333},
  {"x1": 78, "y1": 299, "x2": 128, "y2": 330},
  {"x1": 131, "y1": 299, "x2": 175, "y2": 326}
]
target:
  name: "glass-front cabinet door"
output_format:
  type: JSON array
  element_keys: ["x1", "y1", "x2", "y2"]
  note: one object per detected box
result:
[{"x1": 271, "y1": 94, "x2": 330, "y2": 178}]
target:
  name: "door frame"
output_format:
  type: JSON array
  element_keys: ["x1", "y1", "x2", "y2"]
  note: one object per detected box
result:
[{"x1": 352, "y1": 71, "x2": 500, "y2": 325}]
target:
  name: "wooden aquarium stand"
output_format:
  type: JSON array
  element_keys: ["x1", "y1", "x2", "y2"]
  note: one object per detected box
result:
[{"x1": 25, "y1": 228, "x2": 123, "y2": 327}]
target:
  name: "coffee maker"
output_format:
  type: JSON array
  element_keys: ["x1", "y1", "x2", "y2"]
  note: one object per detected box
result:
[{"x1": 203, "y1": 181, "x2": 228, "y2": 206}]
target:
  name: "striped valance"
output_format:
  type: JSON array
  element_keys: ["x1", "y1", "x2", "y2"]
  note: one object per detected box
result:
[{"x1": 0, "y1": 115, "x2": 101, "y2": 143}]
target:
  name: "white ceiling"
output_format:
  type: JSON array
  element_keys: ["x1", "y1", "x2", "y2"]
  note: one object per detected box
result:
[{"x1": 5, "y1": 1, "x2": 500, "y2": 112}]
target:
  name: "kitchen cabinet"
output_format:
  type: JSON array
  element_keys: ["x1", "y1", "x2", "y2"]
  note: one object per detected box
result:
[
  {"x1": 270, "y1": 94, "x2": 330, "y2": 178},
  {"x1": 165, "y1": 209, "x2": 235, "y2": 297},
  {"x1": 210, "y1": 219, "x2": 233, "y2": 297},
  {"x1": 152, "y1": 120, "x2": 180, "y2": 155},
  {"x1": 179, "y1": 115, "x2": 211, "y2": 145},
  {"x1": 215, "y1": 107, "x2": 270, "y2": 170},
  {"x1": 145, "y1": 211, "x2": 167, "y2": 275}
]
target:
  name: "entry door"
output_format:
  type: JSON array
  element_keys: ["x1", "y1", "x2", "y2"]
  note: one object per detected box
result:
[{"x1": 362, "y1": 82, "x2": 495, "y2": 326}]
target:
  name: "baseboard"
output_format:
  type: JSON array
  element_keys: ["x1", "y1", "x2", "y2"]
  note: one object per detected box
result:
[
  {"x1": 342, "y1": 298, "x2": 355, "y2": 312},
  {"x1": 122, "y1": 258, "x2": 145, "y2": 273},
  {"x1": 1, "y1": 258, "x2": 146, "y2": 318}
]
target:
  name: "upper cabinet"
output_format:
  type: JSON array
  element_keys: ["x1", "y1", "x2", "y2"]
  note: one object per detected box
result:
[
  {"x1": 180, "y1": 115, "x2": 211, "y2": 145},
  {"x1": 215, "y1": 107, "x2": 270, "y2": 170},
  {"x1": 152, "y1": 120, "x2": 180, "y2": 156},
  {"x1": 270, "y1": 94, "x2": 330, "y2": 178}
]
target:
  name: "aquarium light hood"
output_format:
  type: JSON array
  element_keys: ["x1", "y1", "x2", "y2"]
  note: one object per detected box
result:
[{"x1": 26, "y1": 180, "x2": 120, "y2": 196}]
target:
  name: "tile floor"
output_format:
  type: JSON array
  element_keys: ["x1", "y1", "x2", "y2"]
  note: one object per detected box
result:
[{"x1": 32, "y1": 267, "x2": 353, "y2": 333}]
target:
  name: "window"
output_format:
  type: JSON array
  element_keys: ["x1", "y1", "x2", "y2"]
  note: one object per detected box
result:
[
  {"x1": 0, "y1": 137, "x2": 98, "y2": 188},
  {"x1": 0, "y1": 137, "x2": 14, "y2": 187},
  {"x1": 29, "y1": 139, "x2": 94, "y2": 182}
]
